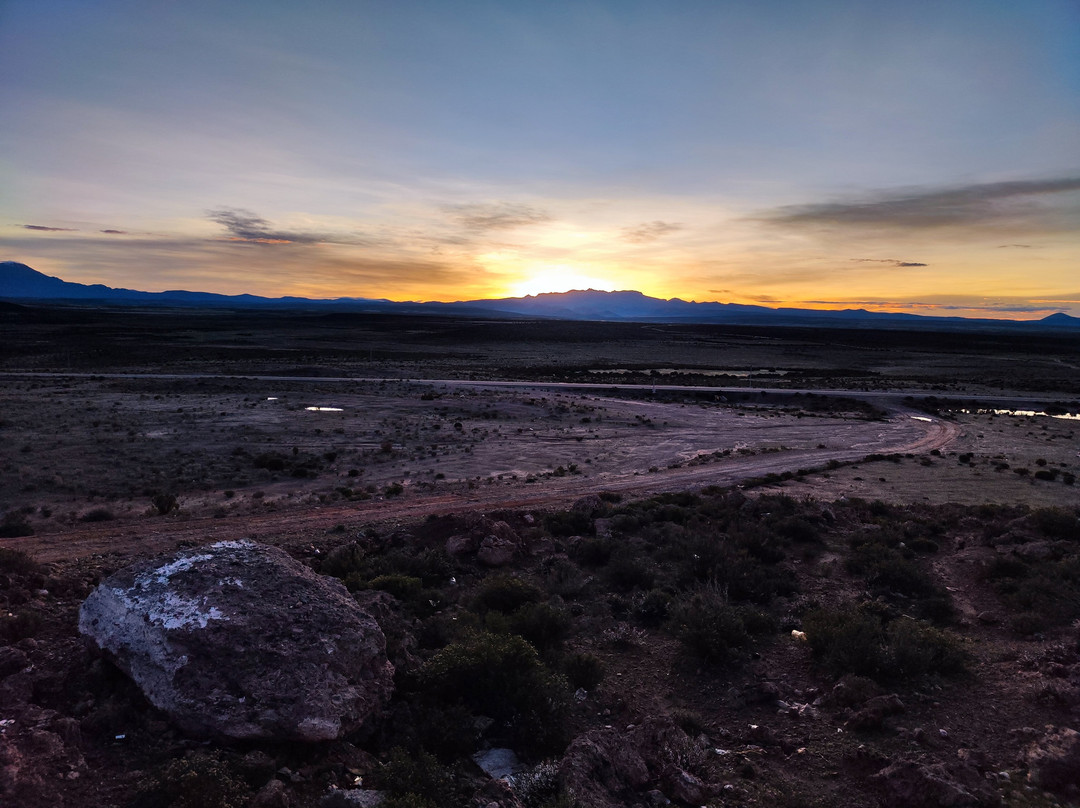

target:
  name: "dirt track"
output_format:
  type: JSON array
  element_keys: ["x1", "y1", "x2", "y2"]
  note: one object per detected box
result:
[{"x1": 3, "y1": 409, "x2": 960, "y2": 564}]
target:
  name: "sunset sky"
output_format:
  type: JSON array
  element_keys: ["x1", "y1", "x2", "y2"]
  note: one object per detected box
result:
[{"x1": 2, "y1": 1, "x2": 1078, "y2": 318}]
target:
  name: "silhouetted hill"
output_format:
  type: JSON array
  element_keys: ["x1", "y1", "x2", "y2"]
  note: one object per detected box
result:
[{"x1": 2, "y1": 261, "x2": 1078, "y2": 332}]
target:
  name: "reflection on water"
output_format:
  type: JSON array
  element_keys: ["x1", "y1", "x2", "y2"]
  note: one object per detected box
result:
[
  {"x1": 961, "y1": 408, "x2": 1080, "y2": 421},
  {"x1": 305, "y1": 406, "x2": 344, "y2": 412},
  {"x1": 589, "y1": 368, "x2": 788, "y2": 378}
]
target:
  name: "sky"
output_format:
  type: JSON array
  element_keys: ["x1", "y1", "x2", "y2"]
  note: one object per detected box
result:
[{"x1": 1, "y1": 0, "x2": 1078, "y2": 318}]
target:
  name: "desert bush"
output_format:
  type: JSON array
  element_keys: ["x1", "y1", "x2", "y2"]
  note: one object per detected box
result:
[
  {"x1": 369, "y1": 574, "x2": 424, "y2": 600},
  {"x1": 562, "y1": 652, "x2": 604, "y2": 691},
  {"x1": 420, "y1": 631, "x2": 571, "y2": 756},
  {"x1": 320, "y1": 541, "x2": 366, "y2": 578},
  {"x1": 1031, "y1": 507, "x2": 1078, "y2": 539},
  {"x1": 252, "y1": 452, "x2": 287, "y2": 471},
  {"x1": 472, "y1": 574, "x2": 544, "y2": 614},
  {"x1": 981, "y1": 552, "x2": 1080, "y2": 632},
  {"x1": 152, "y1": 492, "x2": 178, "y2": 515},
  {"x1": 542, "y1": 557, "x2": 588, "y2": 598},
  {"x1": 803, "y1": 605, "x2": 966, "y2": 683},
  {"x1": 0, "y1": 512, "x2": 34, "y2": 538},
  {"x1": 669, "y1": 587, "x2": 775, "y2": 666},
  {"x1": 80, "y1": 507, "x2": 114, "y2": 523},
  {"x1": 802, "y1": 606, "x2": 887, "y2": 679},
  {"x1": 632, "y1": 588, "x2": 672, "y2": 627},
  {"x1": 0, "y1": 607, "x2": 44, "y2": 642},
  {"x1": 375, "y1": 747, "x2": 458, "y2": 808},
  {"x1": 544, "y1": 510, "x2": 594, "y2": 537},
  {"x1": 132, "y1": 751, "x2": 248, "y2": 808},
  {"x1": 572, "y1": 536, "x2": 613, "y2": 567},
  {"x1": 0, "y1": 547, "x2": 40, "y2": 574},
  {"x1": 508, "y1": 601, "x2": 572, "y2": 656},
  {"x1": 773, "y1": 515, "x2": 822, "y2": 544},
  {"x1": 604, "y1": 551, "x2": 655, "y2": 592}
]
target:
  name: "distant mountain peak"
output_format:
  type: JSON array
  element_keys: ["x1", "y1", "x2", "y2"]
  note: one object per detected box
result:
[{"x1": 1041, "y1": 312, "x2": 1080, "y2": 324}]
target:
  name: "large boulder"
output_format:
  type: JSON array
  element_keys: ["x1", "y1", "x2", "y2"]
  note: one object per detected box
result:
[{"x1": 78, "y1": 540, "x2": 394, "y2": 742}]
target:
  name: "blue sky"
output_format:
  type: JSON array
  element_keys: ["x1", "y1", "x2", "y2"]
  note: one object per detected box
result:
[{"x1": 2, "y1": 0, "x2": 1078, "y2": 316}]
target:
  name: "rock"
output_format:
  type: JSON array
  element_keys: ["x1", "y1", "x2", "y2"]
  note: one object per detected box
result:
[
  {"x1": 559, "y1": 718, "x2": 712, "y2": 808},
  {"x1": 320, "y1": 789, "x2": 385, "y2": 808},
  {"x1": 661, "y1": 766, "x2": 711, "y2": 804},
  {"x1": 0, "y1": 646, "x2": 29, "y2": 678},
  {"x1": 593, "y1": 518, "x2": 615, "y2": 538},
  {"x1": 572, "y1": 494, "x2": 603, "y2": 513},
  {"x1": 869, "y1": 760, "x2": 981, "y2": 807},
  {"x1": 473, "y1": 748, "x2": 523, "y2": 779},
  {"x1": 846, "y1": 694, "x2": 906, "y2": 731},
  {"x1": 78, "y1": 540, "x2": 394, "y2": 742},
  {"x1": 1022, "y1": 726, "x2": 1080, "y2": 793},
  {"x1": 251, "y1": 778, "x2": 293, "y2": 808},
  {"x1": 477, "y1": 535, "x2": 518, "y2": 567},
  {"x1": 446, "y1": 534, "x2": 480, "y2": 557},
  {"x1": 1014, "y1": 541, "x2": 1058, "y2": 561}
]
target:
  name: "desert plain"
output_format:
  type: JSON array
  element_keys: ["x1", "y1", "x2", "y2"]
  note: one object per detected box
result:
[{"x1": 2, "y1": 303, "x2": 1080, "y2": 808}]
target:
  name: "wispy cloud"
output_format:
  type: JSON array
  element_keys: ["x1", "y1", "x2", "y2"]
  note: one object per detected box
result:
[
  {"x1": 620, "y1": 220, "x2": 682, "y2": 243},
  {"x1": 759, "y1": 177, "x2": 1080, "y2": 232},
  {"x1": 851, "y1": 258, "x2": 927, "y2": 267},
  {"x1": 101, "y1": 229, "x2": 127, "y2": 234},
  {"x1": 206, "y1": 207, "x2": 372, "y2": 245},
  {"x1": 22, "y1": 224, "x2": 77, "y2": 232},
  {"x1": 447, "y1": 202, "x2": 552, "y2": 231}
]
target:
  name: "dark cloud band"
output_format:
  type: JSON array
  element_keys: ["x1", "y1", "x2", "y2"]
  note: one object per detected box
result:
[{"x1": 761, "y1": 177, "x2": 1080, "y2": 231}]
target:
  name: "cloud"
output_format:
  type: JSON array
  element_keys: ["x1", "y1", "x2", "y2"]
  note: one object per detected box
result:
[
  {"x1": 621, "y1": 220, "x2": 682, "y2": 243},
  {"x1": 101, "y1": 229, "x2": 127, "y2": 234},
  {"x1": 997, "y1": 243, "x2": 1036, "y2": 248},
  {"x1": 759, "y1": 177, "x2": 1080, "y2": 232},
  {"x1": 206, "y1": 207, "x2": 373, "y2": 246},
  {"x1": 207, "y1": 207, "x2": 319, "y2": 244},
  {"x1": 22, "y1": 224, "x2": 77, "y2": 232},
  {"x1": 447, "y1": 202, "x2": 552, "y2": 231},
  {"x1": 851, "y1": 258, "x2": 928, "y2": 267}
]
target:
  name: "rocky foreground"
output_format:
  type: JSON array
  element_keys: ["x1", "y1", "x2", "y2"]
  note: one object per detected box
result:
[{"x1": 2, "y1": 490, "x2": 1080, "y2": 807}]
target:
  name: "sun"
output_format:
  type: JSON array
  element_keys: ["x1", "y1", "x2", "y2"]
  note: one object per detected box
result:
[{"x1": 508, "y1": 264, "x2": 617, "y2": 297}]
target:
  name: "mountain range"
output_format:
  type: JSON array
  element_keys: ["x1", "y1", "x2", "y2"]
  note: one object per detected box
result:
[{"x1": 2, "y1": 260, "x2": 1079, "y2": 332}]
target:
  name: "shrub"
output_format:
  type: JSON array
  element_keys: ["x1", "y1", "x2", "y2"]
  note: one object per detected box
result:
[
  {"x1": 545, "y1": 510, "x2": 595, "y2": 537},
  {"x1": 1032, "y1": 508, "x2": 1078, "y2": 539},
  {"x1": 0, "y1": 547, "x2": 40, "y2": 575},
  {"x1": 152, "y1": 493, "x2": 178, "y2": 515},
  {"x1": 669, "y1": 588, "x2": 775, "y2": 666},
  {"x1": 605, "y1": 552, "x2": 655, "y2": 592},
  {"x1": 885, "y1": 617, "x2": 968, "y2": 679},
  {"x1": 572, "y1": 537, "x2": 612, "y2": 567},
  {"x1": 508, "y1": 601, "x2": 572, "y2": 657},
  {"x1": 802, "y1": 606, "x2": 886, "y2": 679},
  {"x1": 562, "y1": 652, "x2": 604, "y2": 691},
  {"x1": 80, "y1": 507, "x2": 114, "y2": 523},
  {"x1": 420, "y1": 631, "x2": 571, "y2": 756},
  {"x1": 375, "y1": 747, "x2": 457, "y2": 808},
  {"x1": 369, "y1": 574, "x2": 424, "y2": 600},
  {"x1": 132, "y1": 751, "x2": 248, "y2": 808},
  {"x1": 0, "y1": 513, "x2": 33, "y2": 538},
  {"x1": 472, "y1": 575, "x2": 544, "y2": 614},
  {"x1": 320, "y1": 541, "x2": 366, "y2": 578},
  {"x1": 0, "y1": 607, "x2": 44, "y2": 642},
  {"x1": 803, "y1": 605, "x2": 966, "y2": 683},
  {"x1": 632, "y1": 589, "x2": 672, "y2": 627}
]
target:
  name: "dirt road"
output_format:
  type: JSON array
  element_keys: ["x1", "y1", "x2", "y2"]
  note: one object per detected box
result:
[{"x1": 3, "y1": 409, "x2": 959, "y2": 565}]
